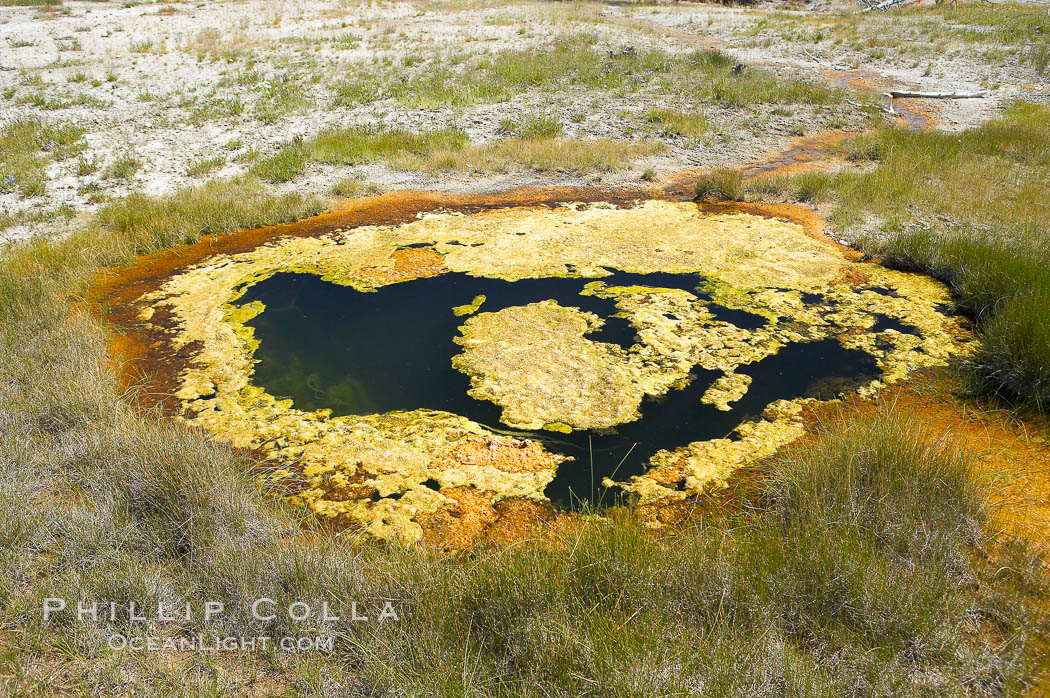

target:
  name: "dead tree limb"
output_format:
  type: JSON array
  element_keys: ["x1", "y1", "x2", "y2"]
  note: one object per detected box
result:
[
  {"x1": 886, "y1": 90, "x2": 988, "y2": 99},
  {"x1": 862, "y1": 0, "x2": 905, "y2": 13}
]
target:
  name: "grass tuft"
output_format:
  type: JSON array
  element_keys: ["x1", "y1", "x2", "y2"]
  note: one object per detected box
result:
[
  {"x1": 329, "y1": 176, "x2": 380, "y2": 198},
  {"x1": 646, "y1": 107, "x2": 709, "y2": 138},
  {"x1": 502, "y1": 114, "x2": 564, "y2": 139},
  {"x1": 103, "y1": 153, "x2": 141, "y2": 181},
  {"x1": 93, "y1": 176, "x2": 325, "y2": 255},
  {"x1": 185, "y1": 155, "x2": 225, "y2": 178},
  {"x1": 694, "y1": 168, "x2": 744, "y2": 201},
  {"x1": 305, "y1": 125, "x2": 468, "y2": 165}
]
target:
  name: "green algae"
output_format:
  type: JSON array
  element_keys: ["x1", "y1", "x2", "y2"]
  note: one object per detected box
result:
[
  {"x1": 452, "y1": 294, "x2": 487, "y2": 317},
  {"x1": 452, "y1": 301, "x2": 643, "y2": 431}
]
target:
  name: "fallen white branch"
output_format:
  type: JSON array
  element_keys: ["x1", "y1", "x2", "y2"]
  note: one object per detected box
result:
[
  {"x1": 886, "y1": 90, "x2": 988, "y2": 99},
  {"x1": 801, "y1": 46, "x2": 826, "y2": 67},
  {"x1": 862, "y1": 0, "x2": 905, "y2": 13}
]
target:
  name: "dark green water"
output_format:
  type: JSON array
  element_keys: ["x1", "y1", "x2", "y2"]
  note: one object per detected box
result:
[{"x1": 237, "y1": 271, "x2": 880, "y2": 507}]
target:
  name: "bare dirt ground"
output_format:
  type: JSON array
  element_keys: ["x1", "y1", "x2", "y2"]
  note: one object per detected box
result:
[{"x1": 0, "y1": 0, "x2": 1047, "y2": 245}]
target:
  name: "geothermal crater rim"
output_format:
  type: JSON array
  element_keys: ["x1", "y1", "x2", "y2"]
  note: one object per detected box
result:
[{"x1": 96, "y1": 193, "x2": 975, "y2": 546}]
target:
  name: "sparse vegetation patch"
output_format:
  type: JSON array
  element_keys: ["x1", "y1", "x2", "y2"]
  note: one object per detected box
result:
[
  {"x1": 252, "y1": 125, "x2": 662, "y2": 180},
  {"x1": 0, "y1": 120, "x2": 84, "y2": 197},
  {"x1": 333, "y1": 36, "x2": 842, "y2": 109},
  {"x1": 718, "y1": 102, "x2": 1050, "y2": 409}
]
